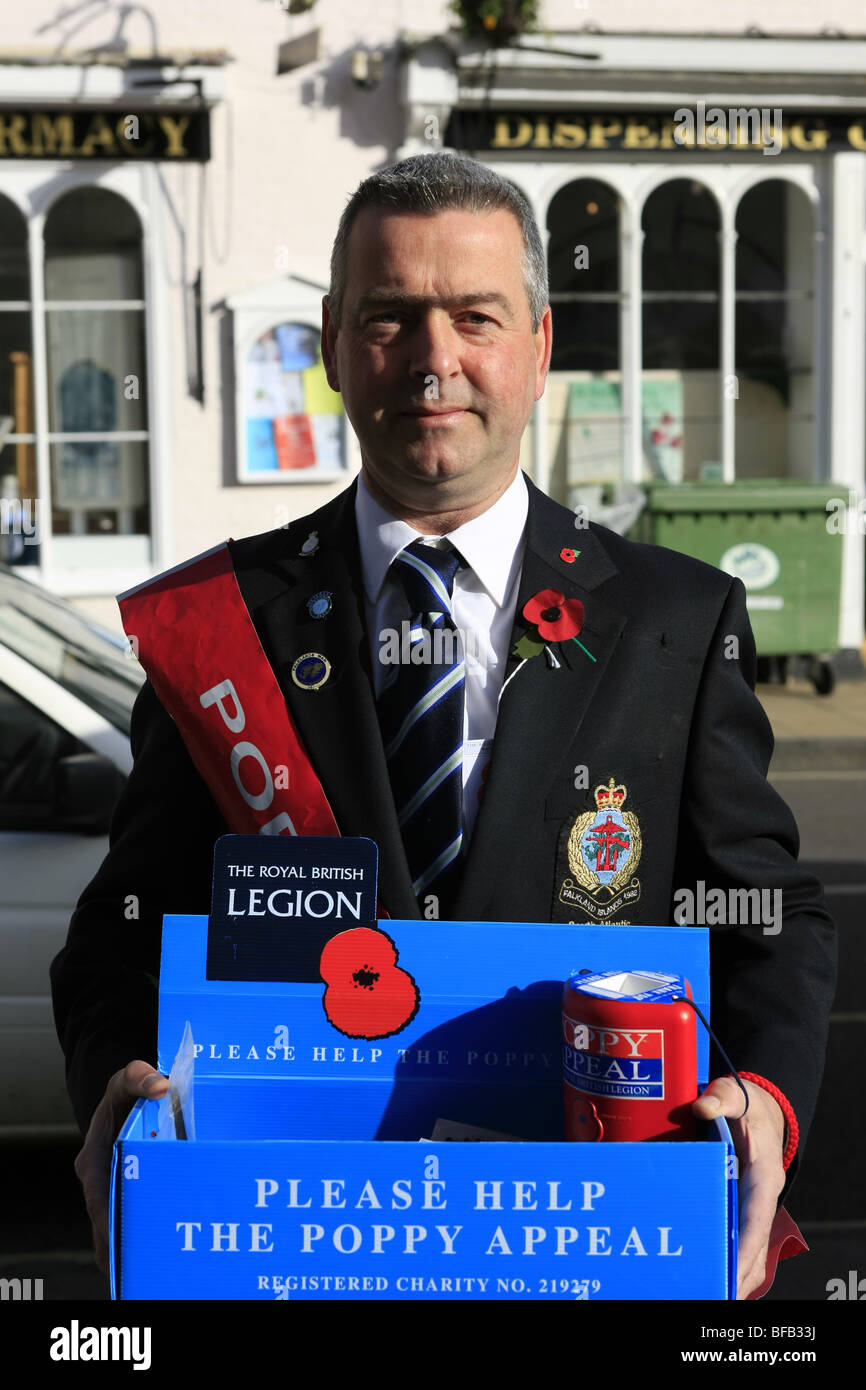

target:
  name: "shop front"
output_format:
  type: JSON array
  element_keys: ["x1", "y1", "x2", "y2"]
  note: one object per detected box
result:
[
  {"x1": 399, "y1": 31, "x2": 866, "y2": 647},
  {"x1": 0, "y1": 61, "x2": 224, "y2": 597}
]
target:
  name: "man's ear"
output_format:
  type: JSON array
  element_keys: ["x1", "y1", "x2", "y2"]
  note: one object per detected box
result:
[
  {"x1": 534, "y1": 304, "x2": 553, "y2": 402},
  {"x1": 321, "y1": 295, "x2": 341, "y2": 394}
]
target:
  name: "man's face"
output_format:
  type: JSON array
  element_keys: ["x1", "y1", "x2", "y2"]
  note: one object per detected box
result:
[{"x1": 321, "y1": 205, "x2": 551, "y2": 518}]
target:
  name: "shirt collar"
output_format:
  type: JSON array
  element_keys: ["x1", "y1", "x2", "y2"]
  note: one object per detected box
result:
[{"x1": 355, "y1": 468, "x2": 528, "y2": 608}]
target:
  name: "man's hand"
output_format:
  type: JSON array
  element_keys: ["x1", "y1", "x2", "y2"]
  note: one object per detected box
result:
[
  {"x1": 692, "y1": 1077, "x2": 786, "y2": 1300},
  {"x1": 74, "y1": 1061, "x2": 169, "y2": 1277}
]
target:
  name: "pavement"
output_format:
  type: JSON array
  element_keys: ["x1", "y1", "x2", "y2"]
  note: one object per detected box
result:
[
  {"x1": 756, "y1": 656, "x2": 865, "y2": 1300},
  {"x1": 757, "y1": 657, "x2": 866, "y2": 770}
]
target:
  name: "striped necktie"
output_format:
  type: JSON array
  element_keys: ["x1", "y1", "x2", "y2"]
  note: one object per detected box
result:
[{"x1": 377, "y1": 539, "x2": 466, "y2": 920}]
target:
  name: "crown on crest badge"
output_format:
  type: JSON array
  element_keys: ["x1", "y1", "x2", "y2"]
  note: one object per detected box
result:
[
  {"x1": 556, "y1": 776, "x2": 643, "y2": 923},
  {"x1": 594, "y1": 778, "x2": 627, "y2": 811}
]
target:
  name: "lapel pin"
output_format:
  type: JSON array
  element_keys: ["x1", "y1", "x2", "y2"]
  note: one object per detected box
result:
[
  {"x1": 560, "y1": 548, "x2": 580, "y2": 563},
  {"x1": 292, "y1": 652, "x2": 331, "y2": 690},
  {"x1": 306, "y1": 590, "x2": 333, "y2": 620},
  {"x1": 500, "y1": 588, "x2": 595, "y2": 710},
  {"x1": 513, "y1": 589, "x2": 596, "y2": 663},
  {"x1": 300, "y1": 530, "x2": 319, "y2": 557}
]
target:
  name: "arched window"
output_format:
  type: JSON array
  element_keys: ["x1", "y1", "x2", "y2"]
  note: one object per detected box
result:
[
  {"x1": 0, "y1": 195, "x2": 35, "y2": 565},
  {"x1": 641, "y1": 179, "x2": 721, "y2": 481},
  {"x1": 734, "y1": 180, "x2": 816, "y2": 479},
  {"x1": 536, "y1": 160, "x2": 827, "y2": 507},
  {"x1": 44, "y1": 187, "x2": 149, "y2": 547},
  {"x1": 547, "y1": 179, "x2": 622, "y2": 496}
]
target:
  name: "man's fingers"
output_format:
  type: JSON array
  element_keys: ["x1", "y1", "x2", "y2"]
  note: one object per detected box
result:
[
  {"x1": 111, "y1": 1059, "x2": 169, "y2": 1106},
  {"x1": 74, "y1": 1061, "x2": 167, "y2": 1278},
  {"x1": 74, "y1": 1133, "x2": 113, "y2": 1276},
  {"x1": 690, "y1": 1079, "x2": 786, "y2": 1300},
  {"x1": 735, "y1": 1155, "x2": 781, "y2": 1299},
  {"x1": 691, "y1": 1075, "x2": 749, "y2": 1119}
]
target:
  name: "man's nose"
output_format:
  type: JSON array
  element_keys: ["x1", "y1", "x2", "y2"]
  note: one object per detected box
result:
[{"x1": 408, "y1": 313, "x2": 461, "y2": 383}]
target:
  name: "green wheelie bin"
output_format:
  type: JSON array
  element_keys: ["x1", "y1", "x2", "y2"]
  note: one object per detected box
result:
[{"x1": 629, "y1": 479, "x2": 844, "y2": 694}]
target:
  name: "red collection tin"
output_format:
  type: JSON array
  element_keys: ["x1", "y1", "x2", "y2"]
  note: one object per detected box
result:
[{"x1": 562, "y1": 969, "x2": 700, "y2": 1141}]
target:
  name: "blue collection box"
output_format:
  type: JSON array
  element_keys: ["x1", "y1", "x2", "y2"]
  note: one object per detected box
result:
[{"x1": 110, "y1": 911, "x2": 737, "y2": 1300}]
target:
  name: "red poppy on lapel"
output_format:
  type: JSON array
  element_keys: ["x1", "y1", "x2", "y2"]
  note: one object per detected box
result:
[
  {"x1": 513, "y1": 588, "x2": 596, "y2": 664},
  {"x1": 523, "y1": 589, "x2": 585, "y2": 642}
]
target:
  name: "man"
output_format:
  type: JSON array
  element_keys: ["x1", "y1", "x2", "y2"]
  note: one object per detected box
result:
[{"x1": 51, "y1": 152, "x2": 836, "y2": 1300}]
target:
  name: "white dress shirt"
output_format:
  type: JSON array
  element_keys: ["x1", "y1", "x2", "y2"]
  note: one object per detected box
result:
[{"x1": 355, "y1": 469, "x2": 528, "y2": 844}]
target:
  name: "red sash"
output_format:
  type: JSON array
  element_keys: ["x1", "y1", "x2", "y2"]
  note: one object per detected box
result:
[{"x1": 118, "y1": 542, "x2": 340, "y2": 840}]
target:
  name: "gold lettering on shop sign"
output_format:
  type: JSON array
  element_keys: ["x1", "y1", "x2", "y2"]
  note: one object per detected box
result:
[
  {"x1": 30, "y1": 114, "x2": 77, "y2": 157},
  {"x1": 491, "y1": 117, "x2": 534, "y2": 148},
  {"x1": 789, "y1": 121, "x2": 829, "y2": 151},
  {"x1": 587, "y1": 119, "x2": 623, "y2": 149},
  {"x1": 0, "y1": 114, "x2": 29, "y2": 156},
  {"x1": 156, "y1": 114, "x2": 192, "y2": 157},
  {"x1": 622, "y1": 121, "x2": 658, "y2": 150},
  {"x1": 533, "y1": 118, "x2": 551, "y2": 148},
  {"x1": 0, "y1": 109, "x2": 199, "y2": 159},
  {"x1": 77, "y1": 114, "x2": 118, "y2": 157},
  {"x1": 475, "y1": 112, "x2": 866, "y2": 154},
  {"x1": 120, "y1": 118, "x2": 157, "y2": 156},
  {"x1": 551, "y1": 120, "x2": 587, "y2": 149}
]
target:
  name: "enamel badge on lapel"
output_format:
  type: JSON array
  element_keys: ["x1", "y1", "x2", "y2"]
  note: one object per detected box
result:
[
  {"x1": 555, "y1": 778, "x2": 642, "y2": 923},
  {"x1": 306, "y1": 590, "x2": 333, "y2": 620},
  {"x1": 292, "y1": 652, "x2": 331, "y2": 690},
  {"x1": 300, "y1": 531, "x2": 319, "y2": 557}
]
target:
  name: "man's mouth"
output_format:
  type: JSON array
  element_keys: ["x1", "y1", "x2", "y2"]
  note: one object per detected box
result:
[{"x1": 398, "y1": 406, "x2": 470, "y2": 424}]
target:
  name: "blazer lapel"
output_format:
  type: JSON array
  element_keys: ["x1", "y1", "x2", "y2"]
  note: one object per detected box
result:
[
  {"x1": 233, "y1": 474, "x2": 628, "y2": 926},
  {"x1": 233, "y1": 483, "x2": 420, "y2": 920},
  {"x1": 453, "y1": 480, "x2": 628, "y2": 921}
]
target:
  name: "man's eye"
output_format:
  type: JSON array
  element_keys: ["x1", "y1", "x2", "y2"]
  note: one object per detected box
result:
[{"x1": 366, "y1": 310, "x2": 493, "y2": 328}]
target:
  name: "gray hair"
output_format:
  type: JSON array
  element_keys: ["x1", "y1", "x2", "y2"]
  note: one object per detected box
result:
[{"x1": 327, "y1": 152, "x2": 548, "y2": 333}]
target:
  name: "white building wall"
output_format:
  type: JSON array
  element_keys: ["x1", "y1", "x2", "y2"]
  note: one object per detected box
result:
[{"x1": 3, "y1": 0, "x2": 866, "y2": 630}]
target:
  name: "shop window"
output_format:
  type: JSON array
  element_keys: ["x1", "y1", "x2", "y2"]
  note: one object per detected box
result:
[
  {"x1": 539, "y1": 163, "x2": 822, "y2": 499},
  {"x1": 0, "y1": 195, "x2": 36, "y2": 567},
  {"x1": 734, "y1": 180, "x2": 815, "y2": 479},
  {"x1": 44, "y1": 187, "x2": 150, "y2": 556},
  {"x1": 546, "y1": 179, "x2": 623, "y2": 497},
  {"x1": 641, "y1": 179, "x2": 721, "y2": 482}
]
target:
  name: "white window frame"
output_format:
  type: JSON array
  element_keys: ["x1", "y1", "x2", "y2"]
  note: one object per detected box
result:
[
  {"x1": 0, "y1": 59, "x2": 224, "y2": 598},
  {"x1": 512, "y1": 155, "x2": 863, "y2": 647},
  {"x1": 399, "y1": 32, "x2": 866, "y2": 647},
  {"x1": 0, "y1": 161, "x2": 172, "y2": 597},
  {"x1": 476, "y1": 157, "x2": 825, "y2": 493}
]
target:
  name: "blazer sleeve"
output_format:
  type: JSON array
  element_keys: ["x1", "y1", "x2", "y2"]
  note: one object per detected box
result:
[
  {"x1": 50, "y1": 679, "x2": 227, "y2": 1133},
  {"x1": 670, "y1": 577, "x2": 837, "y2": 1188}
]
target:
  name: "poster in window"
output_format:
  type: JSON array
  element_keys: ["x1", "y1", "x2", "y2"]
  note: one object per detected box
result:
[
  {"x1": 566, "y1": 373, "x2": 684, "y2": 485},
  {"x1": 566, "y1": 377, "x2": 623, "y2": 485},
  {"x1": 640, "y1": 374, "x2": 684, "y2": 485},
  {"x1": 240, "y1": 322, "x2": 346, "y2": 480}
]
